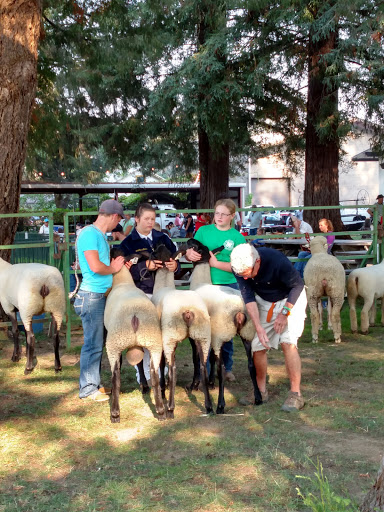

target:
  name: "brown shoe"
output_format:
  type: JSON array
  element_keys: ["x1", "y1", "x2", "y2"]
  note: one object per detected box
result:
[
  {"x1": 225, "y1": 371, "x2": 236, "y2": 382},
  {"x1": 281, "y1": 391, "x2": 304, "y2": 412},
  {"x1": 98, "y1": 386, "x2": 111, "y2": 395}
]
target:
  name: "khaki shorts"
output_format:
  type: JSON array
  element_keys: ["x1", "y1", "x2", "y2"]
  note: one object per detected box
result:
[{"x1": 251, "y1": 289, "x2": 307, "y2": 353}]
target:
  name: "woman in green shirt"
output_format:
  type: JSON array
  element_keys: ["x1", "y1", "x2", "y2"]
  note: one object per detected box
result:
[{"x1": 186, "y1": 198, "x2": 246, "y2": 381}]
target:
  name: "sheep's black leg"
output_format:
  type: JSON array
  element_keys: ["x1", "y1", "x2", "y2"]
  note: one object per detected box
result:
[
  {"x1": 216, "y1": 348, "x2": 226, "y2": 414},
  {"x1": 196, "y1": 342, "x2": 214, "y2": 414},
  {"x1": 24, "y1": 328, "x2": 36, "y2": 374},
  {"x1": 242, "y1": 338, "x2": 262, "y2": 405},
  {"x1": 188, "y1": 337, "x2": 201, "y2": 391},
  {"x1": 159, "y1": 352, "x2": 166, "y2": 399},
  {"x1": 166, "y1": 351, "x2": 176, "y2": 419},
  {"x1": 52, "y1": 317, "x2": 62, "y2": 373},
  {"x1": 208, "y1": 349, "x2": 216, "y2": 389},
  {"x1": 111, "y1": 359, "x2": 121, "y2": 423},
  {"x1": 150, "y1": 359, "x2": 166, "y2": 421},
  {"x1": 10, "y1": 312, "x2": 21, "y2": 362},
  {"x1": 137, "y1": 360, "x2": 150, "y2": 395}
]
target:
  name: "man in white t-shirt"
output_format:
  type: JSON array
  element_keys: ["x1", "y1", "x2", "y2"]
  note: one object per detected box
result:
[{"x1": 39, "y1": 218, "x2": 50, "y2": 235}]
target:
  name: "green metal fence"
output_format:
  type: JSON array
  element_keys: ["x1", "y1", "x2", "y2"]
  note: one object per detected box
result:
[{"x1": 0, "y1": 205, "x2": 380, "y2": 349}]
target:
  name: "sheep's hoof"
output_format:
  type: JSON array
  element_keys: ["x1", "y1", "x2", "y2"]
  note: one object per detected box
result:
[
  {"x1": 216, "y1": 405, "x2": 225, "y2": 415},
  {"x1": 157, "y1": 412, "x2": 167, "y2": 421},
  {"x1": 24, "y1": 367, "x2": 34, "y2": 375},
  {"x1": 166, "y1": 410, "x2": 174, "y2": 419},
  {"x1": 361, "y1": 330, "x2": 368, "y2": 335},
  {"x1": 110, "y1": 415, "x2": 120, "y2": 423},
  {"x1": 55, "y1": 366, "x2": 62, "y2": 373},
  {"x1": 312, "y1": 339, "x2": 318, "y2": 344},
  {"x1": 208, "y1": 381, "x2": 215, "y2": 390},
  {"x1": 351, "y1": 330, "x2": 357, "y2": 334},
  {"x1": 140, "y1": 385, "x2": 150, "y2": 395},
  {"x1": 11, "y1": 354, "x2": 21, "y2": 362},
  {"x1": 205, "y1": 407, "x2": 214, "y2": 415},
  {"x1": 334, "y1": 338, "x2": 341, "y2": 344}
]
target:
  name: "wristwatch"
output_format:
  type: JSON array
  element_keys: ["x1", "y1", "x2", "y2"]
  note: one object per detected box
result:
[{"x1": 281, "y1": 308, "x2": 290, "y2": 317}]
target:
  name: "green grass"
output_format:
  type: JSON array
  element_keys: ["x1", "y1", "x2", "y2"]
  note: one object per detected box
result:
[{"x1": 0, "y1": 301, "x2": 383, "y2": 511}]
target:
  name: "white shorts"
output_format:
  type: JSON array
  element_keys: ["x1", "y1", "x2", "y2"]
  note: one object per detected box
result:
[{"x1": 251, "y1": 289, "x2": 307, "y2": 353}]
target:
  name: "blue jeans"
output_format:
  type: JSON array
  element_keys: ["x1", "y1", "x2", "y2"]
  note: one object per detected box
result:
[
  {"x1": 249, "y1": 228, "x2": 257, "y2": 236},
  {"x1": 74, "y1": 290, "x2": 106, "y2": 398},
  {"x1": 294, "y1": 251, "x2": 312, "y2": 278},
  {"x1": 206, "y1": 282, "x2": 239, "y2": 374}
]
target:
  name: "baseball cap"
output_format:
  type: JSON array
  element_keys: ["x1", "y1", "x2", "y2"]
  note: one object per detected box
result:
[
  {"x1": 99, "y1": 199, "x2": 125, "y2": 218},
  {"x1": 44, "y1": 218, "x2": 49, "y2": 222},
  {"x1": 377, "y1": 194, "x2": 383, "y2": 199}
]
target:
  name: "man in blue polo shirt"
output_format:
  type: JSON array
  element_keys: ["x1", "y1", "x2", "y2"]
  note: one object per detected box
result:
[
  {"x1": 230, "y1": 243, "x2": 307, "y2": 412},
  {"x1": 74, "y1": 199, "x2": 125, "y2": 402}
]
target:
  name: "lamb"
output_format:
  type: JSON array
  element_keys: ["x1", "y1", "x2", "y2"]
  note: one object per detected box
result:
[
  {"x1": 187, "y1": 239, "x2": 260, "y2": 413},
  {"x1": 104, "y1": 253, "x2": 166, "y2": 423},
  {"x1": 0, "y1": 257, "x2": 65, "y2": 374},
  {"x1": 303, "y1": 236, "x2": 345, "y2": 343},
  {"x1": 347, "y1": 260, "x2": 384, "y2": 334},
  {"x1": 151, "y1": 245, "x2": 213, "y2": 417}
]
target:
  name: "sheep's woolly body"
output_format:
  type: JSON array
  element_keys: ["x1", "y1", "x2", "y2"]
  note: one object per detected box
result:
[
  {"x1": 347, "y1": 260, "x2": 384, "y2": 334},
  {"x1": 104, "y1": 264, "x2": 165, "y2": 422},
  {"x1": 303, "y1": 237, "x2": 345, "y2": 343},
  {"x1": 104, "y1": 266, "x2": 163, "y2": 372},
  {"x1": 190, "y1": 262, "x2": 255, "y2": 354},
  {"x1": 0, "y1": 259, "x2": 65, "y2": 330},
  {"x1": 151, "y1": 285, "x2": 211, "y2": 364}
]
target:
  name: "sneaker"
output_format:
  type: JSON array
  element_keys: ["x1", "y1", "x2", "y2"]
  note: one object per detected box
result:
[
  {"x1": 85, "y1": 390, "x2": 109, "y2": 402},
  {"x1": 225, "y1": 371, "x2": 236, "y2": 382},
  {"x1": 98, "y1": 386, "x2": 111, "y2": 395},
  {"x1": 281, "y1": 391, "x2": 304, "y2": 412},
  {"x1": 261, "y1": 390, "x2": 269, "y2": 403}
]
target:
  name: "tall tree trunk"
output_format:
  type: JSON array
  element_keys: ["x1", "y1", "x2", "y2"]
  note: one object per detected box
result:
[
  {"x1": 304, "y1": 24, "x2": 343, "y2": 231},
  {"x1": 0, "y1": 0, "x2": 42, "y2": 261},
  {"x1": 360, "y1": 456, "x2": 384, "y2": 511},
  {"x1": 199, "y1": 128, "x2": 229, "y2": 208}
]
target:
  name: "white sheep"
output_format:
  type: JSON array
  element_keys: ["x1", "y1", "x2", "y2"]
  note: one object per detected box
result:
[
  {"x1": 151, "y1": 265, "x2": 213, "y2": 417},
  {"x1": 303, "y1": 236, "x2": 345, "y2": 343},
  {"x1": 347, "y1": 260, "x2": 384, "y2": 334},
  {"x1": 0, "y1": 257, "x2": 65, "y2": 374},
  {"x1": 104, "y1": 261, "x2": 166, "y2": 423},
  {"x1": 187, "y1": 240, "x2": 259, "y2": 413}
]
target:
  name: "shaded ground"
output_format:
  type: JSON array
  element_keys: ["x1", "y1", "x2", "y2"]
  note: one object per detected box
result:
[{"x1": 0, "y1": 306, "x2": 383, "y2": 511}]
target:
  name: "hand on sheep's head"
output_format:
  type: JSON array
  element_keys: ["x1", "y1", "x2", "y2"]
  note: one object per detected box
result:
[{"x1": 110, "y1": 256, "x2": 125, "y2": 273}]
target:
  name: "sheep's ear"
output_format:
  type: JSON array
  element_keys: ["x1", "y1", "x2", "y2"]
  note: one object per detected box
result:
[
  {"x1": 110, "y1": 247, "x2": 125, "y2": 259},
  {"x1": 212, "y1": 245, "x2": 224, "y2": 255},
  {"x1": 173, "y1": 249, "x2": 185, "y2": 260}
]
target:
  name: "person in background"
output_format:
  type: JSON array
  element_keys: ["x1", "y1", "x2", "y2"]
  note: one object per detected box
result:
[
  {"x1": 75, "y1": 222, "x2": 83, "y2": 236},
  {"x1": 291, "y1": 215, "x2": 313, "y2": 236},
  {"x1": 318, "y1": 218, "x2": 335, "y2": 253},
  {"x1": 234, "y1": 211, "x2": 242, "y2": 231},
  {"x1": 39, "y1": 218, "x2": 50, "y2": 235},
  {"x1": 195, "y1": 212, "x2": 209, "y2": 233},
  {"x1": 294, "y1": 218, "x2": 333, "y2": 278},
  {"x1": 248, "y1": 206, "x2": 263, "y2": 236},
  {"x1": 111, "y1": 223, "x2": 126, "y2": 242},
  {"x1": 186, "y1": 198, "x2": 246, "y2": 382},
  {"x1": 367, "y1": 194, "x2": 384, "y2": 225},
  {"x1": 74, "y1": 199, "x2": 126, "y2": 402},
  {"x1": 183, "y1": 211, "x2": 195, "y2": 238},
  {"x1": 119, "y1": 203, "x2": 179, "y2": 384},
  {"x1": 167, "y1": 222, "x2": 180, "y2": 238},
  {"x1": 231, "y1": 243, "x2": 306, "y2": 412},
  {"x1": 122, "y1": 213, "x2": 135, "y2": 236},
  {"x1": 175, "y1": 213, "x2": 183, "y2": 228}
]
